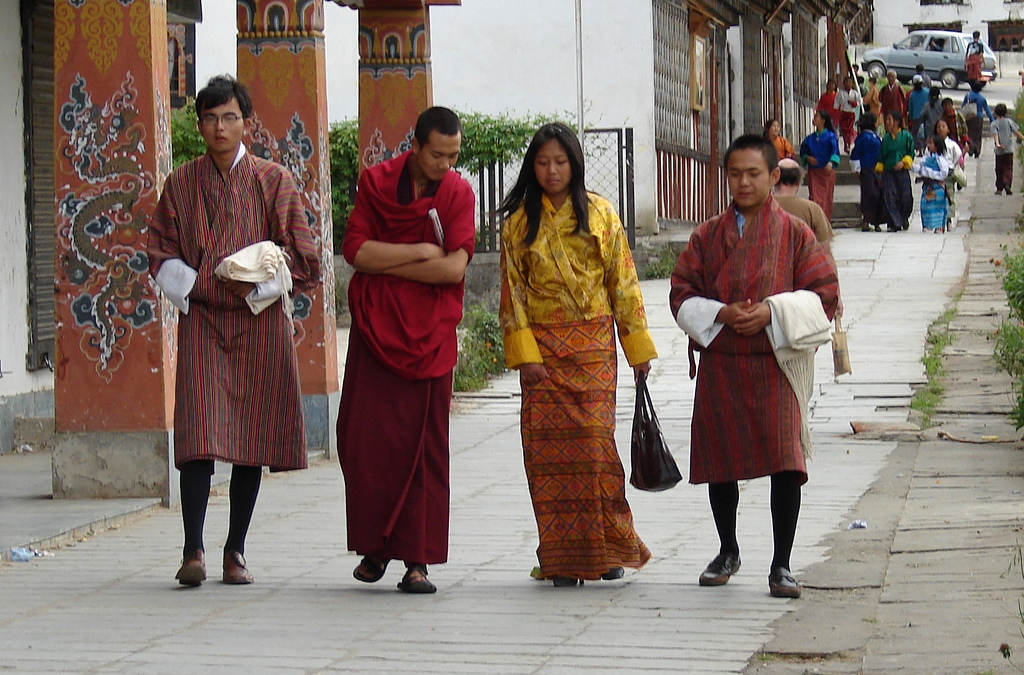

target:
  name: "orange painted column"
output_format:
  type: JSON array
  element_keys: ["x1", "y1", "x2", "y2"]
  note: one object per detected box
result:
[
  {"x1": 355, "y1": 6, "x2": 435, "y2": 168},
  {"x1": 52, "y1": 0, "x2": 176, "y2": 501},
  {"x1": 236, "y1": 0, "x2": 339, "y2": 456}
]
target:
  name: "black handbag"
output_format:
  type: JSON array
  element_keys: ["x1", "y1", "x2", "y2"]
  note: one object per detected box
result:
[{"x1": 629, "y1": 373, "x2": 682, "y2": 491}]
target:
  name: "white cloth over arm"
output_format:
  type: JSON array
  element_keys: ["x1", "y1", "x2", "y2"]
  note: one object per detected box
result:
[
  {"x1": 214, "y1": 241, "x2": 294, "y2": 315},
  {"x1": 765, "y1": 290, "x2": 831, "y2": 459},
  {"x1": 154, "y1": 258, "x2": 198, "y2": 314},
  {"x1": 675, "y1": 296, "x2": 726, "y2": 348}
]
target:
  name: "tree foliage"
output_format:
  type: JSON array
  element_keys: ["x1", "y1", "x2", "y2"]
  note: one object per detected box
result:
[
  {"x1": 329, "y1": 119, "x2": 360, "y2": 245},
  {"x1": 454, "y1": 110, "x2": 564, "y2": 171},
  {"x1": 169, "y1": 100, "x2": 206, "y2": 168}
]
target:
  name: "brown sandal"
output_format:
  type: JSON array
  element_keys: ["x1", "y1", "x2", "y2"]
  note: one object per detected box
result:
[
  {"x1": 353, "y1": 556, "x2": 389, "y2": 583},
  {"x1": 397, "y1": 564, "x2": 437, "y2": 594}
]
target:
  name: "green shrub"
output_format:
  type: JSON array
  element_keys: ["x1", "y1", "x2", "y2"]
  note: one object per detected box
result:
[
  {"x1": 642, "y1": 244, "x2": 679, "y2": 279},
  {"x1": 170, "y1": 100, "x2": 205, "y2": 168},
  {"x1": 329, "y1": 120, "x2": 359, "y2": 246},
  {"x1": 453, "y1": 306, "x2": 506, "y2": 392}
]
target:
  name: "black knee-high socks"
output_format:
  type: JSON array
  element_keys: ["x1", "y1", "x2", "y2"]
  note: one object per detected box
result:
[
  {"x1": 769, "y1": 471, "x2": 802, "y2": 571},
  {"x1": 708, "y1": 481, "x2": 740, "y2": 556},
  {"x1": 707, "y1": 471, "x2": 802, "y2": 569},
  {"x1": 225, "y1": 465, "x2": 262, "y2": 556},
  {"x1": 179, "y1": 461, "x2": 262, "y2": 558}
]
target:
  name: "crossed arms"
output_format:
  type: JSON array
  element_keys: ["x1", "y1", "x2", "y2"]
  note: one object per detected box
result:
[{"x1": 351, "y1": 240, "x2": 470, "y2": 285}]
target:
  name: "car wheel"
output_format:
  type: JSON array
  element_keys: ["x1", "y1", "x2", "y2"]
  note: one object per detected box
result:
[
  {"x1": 940, "y1": 69, "x2": 959, "y2": 89},
  {"x1": 866, "y1": 61, "x2": 886, "y2": 81}
]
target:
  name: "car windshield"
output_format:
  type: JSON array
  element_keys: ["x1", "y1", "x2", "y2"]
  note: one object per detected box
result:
[{"x1": 897, "y1": 35, "x2": 925, "y2": 50}]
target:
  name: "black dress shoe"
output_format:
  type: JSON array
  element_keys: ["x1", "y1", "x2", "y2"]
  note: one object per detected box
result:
[
  {"x1": 768, "y1": 567, "x2": 802, "y2": 598},
  {"x1": 600, "y1": 567, "x2": 624, "y2": 580},
  {"x1": 699, "y1": 552, "x2": 741, "y2": 586},
  {"x1": 552, "y1": 575, "x2": 581, "y2": 587}
]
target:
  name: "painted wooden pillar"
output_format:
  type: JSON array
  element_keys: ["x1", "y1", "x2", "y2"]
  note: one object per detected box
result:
[
  {"x1": 52, "y1": 0, "x2": 176, "y2": 501},
  {"x1": 355, "y1": 6, "x2": 434, "y2": 168},
  {"x1": 236, "y1": 0, "x2": 339, "y2": 456}
]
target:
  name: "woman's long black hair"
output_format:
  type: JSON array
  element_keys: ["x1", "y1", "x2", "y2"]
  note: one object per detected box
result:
[{"x1": 498, "y1": 122, "x2": 590, "y2": 245}]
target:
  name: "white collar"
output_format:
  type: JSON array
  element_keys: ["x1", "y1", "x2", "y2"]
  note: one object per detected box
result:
[{"x1": 230, "y1": 143, "x2": 246, "y2": 171}]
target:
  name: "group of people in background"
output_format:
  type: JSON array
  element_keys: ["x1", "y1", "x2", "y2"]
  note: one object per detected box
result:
[{"x1": 764, "y1": 33, "x2": 1017, "y2": 237}]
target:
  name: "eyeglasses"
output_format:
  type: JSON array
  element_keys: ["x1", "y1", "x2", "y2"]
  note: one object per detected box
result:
[{"x1": 199, "y1": 113, "x2": 243, "y2": 127}]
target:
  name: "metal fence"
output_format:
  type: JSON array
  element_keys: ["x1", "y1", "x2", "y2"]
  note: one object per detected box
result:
[{"x1": 466, "y1": 127, "x2": 636, "y2": 253}]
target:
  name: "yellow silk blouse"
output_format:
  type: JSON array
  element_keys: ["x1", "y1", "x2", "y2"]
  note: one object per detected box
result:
[{"x1": 499, "y1": 193, "x2": 658, "y2": 369}]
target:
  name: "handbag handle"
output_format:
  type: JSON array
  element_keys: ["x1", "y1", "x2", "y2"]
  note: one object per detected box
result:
[
  {"x1": 835, "y1": 314, "x2": 843, "y2": 333},
  {"x1": 636, "y1": 372, "x2": 661, "y2": 429}
]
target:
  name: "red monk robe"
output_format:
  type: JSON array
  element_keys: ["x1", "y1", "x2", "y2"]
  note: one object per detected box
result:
[
  {"x1": 669, "y1": 195, "x2": 839, "y2": 485},
  {"x1": 337, "y1": 151, "x2": 475, "y2": 564}
]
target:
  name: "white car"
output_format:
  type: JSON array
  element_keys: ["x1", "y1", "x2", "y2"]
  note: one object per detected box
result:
[{"x1": 862, "y1": 30, "x2": 998, "y2": 89}]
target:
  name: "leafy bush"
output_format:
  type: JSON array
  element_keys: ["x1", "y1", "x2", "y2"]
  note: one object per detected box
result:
[
  {"x1": 329, "y1": 120, "x2": 359, "y2": 246},
  {"x1": 642, "y1": 245, "x2": 679, "y2": 280},
  {"x1": 456, "y1": 111, "x2": 563, "y2": 171},
  {"x1": 170, "y1": 100, "x2": 205, "y2": 168},
  {"x1": 453, "y1": 305, "x2": 506, "y2": 392}
]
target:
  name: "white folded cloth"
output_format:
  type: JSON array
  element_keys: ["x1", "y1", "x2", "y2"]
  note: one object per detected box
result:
[
  {"x1": 154, "y1": 258, "x2": 198, "y2": 314},
  {"x1": 765, "y1": 290, "x2": 831, "y2": 459},
  {"x1": 214, "y1": 241, "x2": 293, "y2": 315}
]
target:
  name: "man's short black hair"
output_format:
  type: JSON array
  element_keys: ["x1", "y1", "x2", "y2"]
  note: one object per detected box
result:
[
  {"x1": 195, "y1": 75, "x2": 253, "y2": 119},
  {"x1": 724, "y1": 134, "x2": 778, "y2": 171},
  {"x1": 414, "y1": 107, "x2": 462, "y2": 146},
  {"x1": 777, "y1": 163, "x2": 802, "y2": 186}
]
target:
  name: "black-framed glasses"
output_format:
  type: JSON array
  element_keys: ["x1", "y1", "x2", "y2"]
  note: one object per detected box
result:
[{"x1": 200, "y1": 113, "x2": 243, "y2": 127}]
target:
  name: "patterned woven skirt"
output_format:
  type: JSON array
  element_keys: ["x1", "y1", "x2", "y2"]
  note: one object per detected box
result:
[{"x1": 521, "y1": 316, "x2": 651, "y2": 580}]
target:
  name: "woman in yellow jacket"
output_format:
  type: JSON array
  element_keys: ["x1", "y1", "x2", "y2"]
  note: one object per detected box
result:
[{"x1": 498, "y1": 122, "x2": 657, "y2": 587}]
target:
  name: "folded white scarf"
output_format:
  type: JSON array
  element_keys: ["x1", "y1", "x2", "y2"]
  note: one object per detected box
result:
[
  {"x1": 214, "y1": 241, "x2": 293, "y2": 316},
  {"x1": 765, "y1": 290, "x2": 831, "y2": 459}
]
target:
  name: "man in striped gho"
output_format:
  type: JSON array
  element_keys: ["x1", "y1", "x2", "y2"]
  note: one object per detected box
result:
[
  {"x1": 148, "y1": 75, "x2": 321, "y2": 587},
  {"x1": 670, "y1": 134, "x2": 839, "y2": 600}
]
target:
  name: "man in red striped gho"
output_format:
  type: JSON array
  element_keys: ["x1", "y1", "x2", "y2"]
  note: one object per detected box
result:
[
  {"x1": 337, "y1": 107, "x2": 476, "y2": 594},
  {"x1": 148, "y1": 75, "x2": 322, "y2": 587},
  {"x1": 669, "y1": 134, "x2": 839, "y2": 599}
]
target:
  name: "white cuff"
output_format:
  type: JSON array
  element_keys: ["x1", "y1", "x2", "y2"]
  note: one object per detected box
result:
[
  {"x1": 155, "y1": 259, "x2": 198, "y2": 314},
  {"x1": 248, "y1": 279, "x2": 282, "y2": 302},
  {"x1": 676, "y1": 296, "x2": 726, "y2": 348}
]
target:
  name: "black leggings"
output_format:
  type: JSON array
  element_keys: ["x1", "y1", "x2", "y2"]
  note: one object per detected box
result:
[
  {"x1": 180, "y1": 460, "x2": 262, "y2": 558},
  {"x1": 708, "y1": 471, "x2": 802, "y2": 571}
]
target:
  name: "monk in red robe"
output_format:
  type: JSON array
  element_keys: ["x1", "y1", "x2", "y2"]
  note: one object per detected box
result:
[
  {"x1": 337, "y1": 107, "x2": 475, "y2": 594},
  {"x1": 149, "y1": 76, "x2": 321, "y2": 587},
  {"x1": 669, "y1": 135, "x2": 838, "y2": 599}
]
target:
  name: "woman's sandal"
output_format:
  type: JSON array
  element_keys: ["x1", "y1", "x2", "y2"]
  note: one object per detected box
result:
[
  {"x1": 397, "y1": 564, "x2": 437, "y2": 594},
  {"x1": 353, "y1": 556, "x2": 389, "y2": 583}
]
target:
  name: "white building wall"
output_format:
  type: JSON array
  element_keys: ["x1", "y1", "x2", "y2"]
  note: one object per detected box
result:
[
  {"x1": 429, "y1": 0, "x2": 657, "y2": 233},
  {"x1": 195, "y1": 2, "x2": 658, "y2": 232},
  {"x1": 194, "y1": 1, "x2": 236, "y2": 90},
  {"x1": 1, "y1": 2, "x2": 45, "y2": 396},
  {"x1": 871, "y1": 0, "x2": 1021, "y2": 52},
  {"x1": 1, "y1": 0, "x2": 53, "y2": 452}
]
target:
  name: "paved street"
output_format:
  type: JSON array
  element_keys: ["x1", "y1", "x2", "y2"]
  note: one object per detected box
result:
[{"x1": 1, "y1": 144, "x2": 1021, "y2": 673}]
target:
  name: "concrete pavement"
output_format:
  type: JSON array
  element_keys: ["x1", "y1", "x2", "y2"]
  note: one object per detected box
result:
[{"x1": 1, "y1": 145, "x2": 1021, "y2": 673}]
